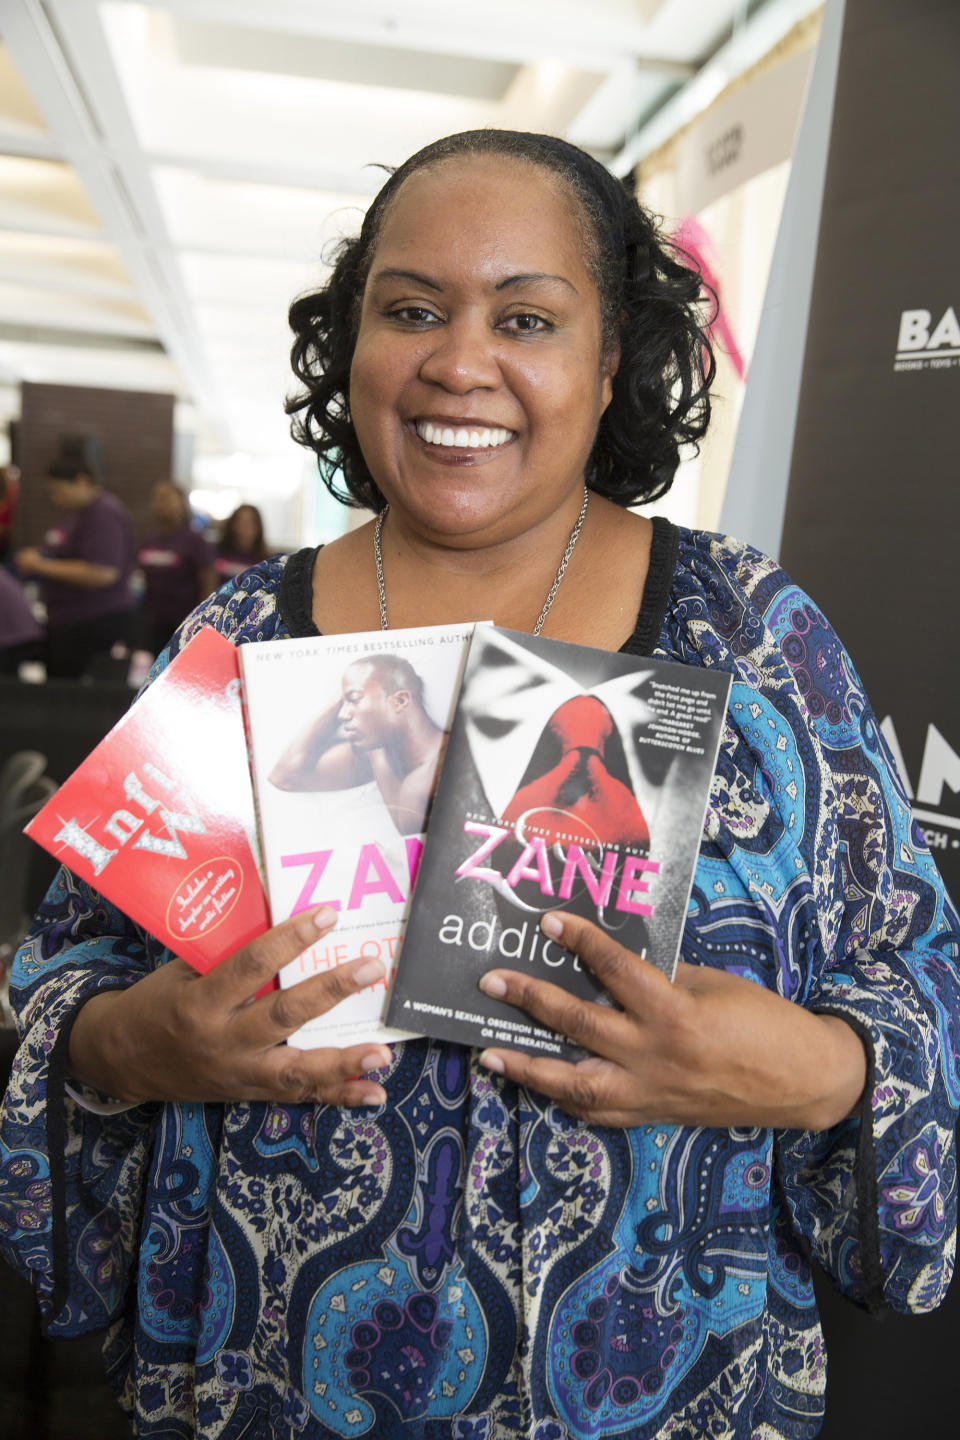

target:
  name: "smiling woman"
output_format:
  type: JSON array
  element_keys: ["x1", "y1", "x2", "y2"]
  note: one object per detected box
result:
[
  {"x1": 287, "y1": 130, "x2": 711, "y2": 511},
  {"x1": 286, "y1": 133, "x2": 712, "y2": 652},
  {"x1": 1, "y1": 129, "x2": 958, "y2": 1440},
  {"x1": 348, "y1": 159, "x2": 613, "y2": 564}
]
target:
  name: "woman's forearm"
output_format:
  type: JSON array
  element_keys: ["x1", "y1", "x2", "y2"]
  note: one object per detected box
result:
[
  {"x1": 68, "y1": 989, "x2": 136, "y2": 1099},
  {"x1": 38, "y1": 555, "x2": 120, "y2": 588}
]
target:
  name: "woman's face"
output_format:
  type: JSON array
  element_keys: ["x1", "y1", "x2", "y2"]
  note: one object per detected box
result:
[
  {"x1": 230, "y1": 507, "x2": 260, "y2": 552},
  {"x1": 349, "y1": 155, "x2": 616, "y2": 546},
  {"x1": 152, "y1": 482, "x2": 185, "y2": 527}
]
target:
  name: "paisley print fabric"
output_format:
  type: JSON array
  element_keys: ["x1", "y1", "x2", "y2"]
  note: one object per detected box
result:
[{"x1": 2, "y1": 527, "x2": 959, "y2": 1440}]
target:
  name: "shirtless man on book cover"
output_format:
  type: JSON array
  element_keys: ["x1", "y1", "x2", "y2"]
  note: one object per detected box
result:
[{"x1": 268, "y1": 653, "x2": 448, "y2": 836}]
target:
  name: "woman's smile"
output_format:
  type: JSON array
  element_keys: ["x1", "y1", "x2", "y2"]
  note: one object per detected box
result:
[
  {"x1": 406, "y1": 416, "x2": 518, "y2": 466},
  {"x1": 413, "y1": 419, "x2": 515, "y2": 451}
]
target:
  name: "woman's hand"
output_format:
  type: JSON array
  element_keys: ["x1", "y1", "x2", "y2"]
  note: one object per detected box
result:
[
  {"x1": 477, "y1": 911, "x2": 867, "y2": 1131},
  {"x1": 15, "y1": 545, "x2": 43, "y2": 575},
  {"x1": 68, "y1": 906, "x2": 393, "y2": 1108}
]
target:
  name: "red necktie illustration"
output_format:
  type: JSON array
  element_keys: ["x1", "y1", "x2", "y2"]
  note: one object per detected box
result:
[{"x1": 502, "y1": 695, "x2": 649, "y2": 847}]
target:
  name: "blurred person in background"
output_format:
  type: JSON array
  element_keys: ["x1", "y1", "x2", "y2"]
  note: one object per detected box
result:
[
  {"x1": 14, "y1": 439, "x2": 136, "y2": 679},
  {"x1": 214, "y1": 501, "x2": 270, "y2": 580},
  {"x1": 0, "y1": 463, "x2": 20, "y2": 562},
  {"x1": 0, "y1": 566, "x2": 42, "y2": 674},
  {"x1": 136, "y1": 479, "x2": 216, "y2": 655}
]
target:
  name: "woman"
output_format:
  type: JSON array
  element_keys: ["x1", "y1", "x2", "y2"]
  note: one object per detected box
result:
[
  {"x1": 215, "y1": 502, "x2": 271, "y2": 580},
  {"x1": 136, "y1": 480, "x2": 216, "y2": 655},
  {"x1": 15, "y1": 441, "x2": 137, "y2": 679},
  {"x1": 2, "y1": 130, "x2": 958, "y2": 1440}
]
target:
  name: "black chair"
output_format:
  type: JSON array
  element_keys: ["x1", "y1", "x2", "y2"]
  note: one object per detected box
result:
[{"x1": 0, "y1": 749, "x2": 50, "y2": 819}]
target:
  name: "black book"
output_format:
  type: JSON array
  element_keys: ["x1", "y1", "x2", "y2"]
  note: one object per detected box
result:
[{"x1": 387, "y1": 625, "x2": 731, "y2": 1059}]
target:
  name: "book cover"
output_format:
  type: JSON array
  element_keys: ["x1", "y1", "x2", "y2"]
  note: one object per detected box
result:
[
  {"x1": 239, "y1": 623, "x2": 477, "y2": 1047},
  {"x1": 386, "y1": 625, "x2": 732, "y2": 1059},
  {"x1": 25, "y1": 626, "x2": 271, "y2": 973}
]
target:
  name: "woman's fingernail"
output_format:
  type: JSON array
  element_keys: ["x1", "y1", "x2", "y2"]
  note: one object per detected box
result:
[
  {"x1": 312, "y1": 905, "x2": 338, "y2": 930},
  {"x1": 357, "y1": 1088, "x2": 385, "y2": 1107},
  {"x1": 360, "y1": 1050, "x2": 391, "y2": 1073},
  {"x1": 354, "y1": 959, "x2": 386, "y2": 988},
  {"x1": 541, "y1": 913, "x2": 564, "y2": 939},
  {"x1": 479, "y1": 1051, "x2": 505, "y2": 1074},
  {"x1": 479, "y1": 973, "x2": 508, "y2": 998}
]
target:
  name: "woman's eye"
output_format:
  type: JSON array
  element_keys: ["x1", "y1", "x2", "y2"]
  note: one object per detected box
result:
[
  {"x1": 390, "y1": 305, "x2": 441, "y2": 327},
  {"x1": 500, "y1": 312, "x2": 552, "y2": 334}
]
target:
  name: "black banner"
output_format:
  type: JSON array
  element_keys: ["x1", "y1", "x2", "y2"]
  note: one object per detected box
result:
[
  {"x1": 779, "y1": 0, "x2": 960, "y2": 903},
  {"x1": 776, "y1": 2, "x2": 960, "y2": 1434}
]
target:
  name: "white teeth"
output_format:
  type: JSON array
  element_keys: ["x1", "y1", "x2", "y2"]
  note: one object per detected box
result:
[{"x1": 417, "y1": 421, "x2": 512, "y2": 449}]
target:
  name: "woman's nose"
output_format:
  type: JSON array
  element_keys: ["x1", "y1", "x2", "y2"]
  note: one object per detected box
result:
[{"x1": 418, "y1": 317, "x2": 501, "y2": 393}]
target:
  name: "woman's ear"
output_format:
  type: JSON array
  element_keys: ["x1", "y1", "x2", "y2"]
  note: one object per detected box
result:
[{"x1": 601, "y1": 341, "x2": 621, "y2": 410}]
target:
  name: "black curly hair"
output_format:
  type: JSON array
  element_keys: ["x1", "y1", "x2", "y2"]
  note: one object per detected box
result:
[{"x1": 286, "y1": 129, "x2": 715, "y2": 512}]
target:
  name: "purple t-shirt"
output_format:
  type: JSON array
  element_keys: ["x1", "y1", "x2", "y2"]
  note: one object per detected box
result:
[
  {"x1": 0, "y1": 568, "x2": 43, "y2": 647},
  {"x1": 138, "y1": 526, "x2": 215, "y2": 629},
  {"x1": 214, "y1": 550, "x2": 258, "y2": 581},
  {"x1": 42, "y1": 490, "x2": 136, "y2": 627}
]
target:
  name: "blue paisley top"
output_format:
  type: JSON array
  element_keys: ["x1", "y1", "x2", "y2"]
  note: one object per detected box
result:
[{"x1": 2, "y1": 524, "x2": 959, "y2": 1440}]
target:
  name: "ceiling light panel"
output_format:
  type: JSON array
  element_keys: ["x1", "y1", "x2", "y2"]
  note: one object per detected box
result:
[
  {"x1": 0, "y1": 278, "x2": 155, "y2": 335},
  {"x1": 0, "y1": 41, "x2": 50, "y2": 138},
  {"x1": 176, "y1": 252, "x2": 317, "y2": 311},
  {"x1": 0, "y1": 335, "x2": 181, "y2": 388},
  {"x1": 99, "y1": 6, "x2": 495, "y2": 174},
  {"x1": 169, "y1": 18, "x2": 521, "y2": 102},
  {"x1": 151, "y1": 167, "x2": 368, "y2": 262},
  {"x1": 0, "y1": 156, "x2": 104, "y2": 237},
  {"x1": 0, "y1": 231, "x2": 139, "y2": 299}
]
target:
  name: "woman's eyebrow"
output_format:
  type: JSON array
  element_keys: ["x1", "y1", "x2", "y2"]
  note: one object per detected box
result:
[
  {"x1": 369, "y1": 267, "x2": 578, "y2": 296},
  {"x1": 370, "y1": 267, "x2": 443, "y2": 291},
  {"x1": 495, "y1": 272, "x2": 579, "y2": 296}
]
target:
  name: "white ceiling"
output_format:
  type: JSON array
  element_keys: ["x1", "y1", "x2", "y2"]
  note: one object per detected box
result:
[{"x1": 0, "y1": 0, "x2": 818, "y2": 489}]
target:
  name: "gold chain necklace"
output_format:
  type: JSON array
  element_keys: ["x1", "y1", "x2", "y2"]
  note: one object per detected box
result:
[{"x1": 373, "y1": 486, "x2": 589, "y2": 635}]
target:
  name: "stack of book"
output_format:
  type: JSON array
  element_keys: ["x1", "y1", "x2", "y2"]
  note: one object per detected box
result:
[{"x1": 27, "y1": 622, "x2": 730, "y2": 1057}]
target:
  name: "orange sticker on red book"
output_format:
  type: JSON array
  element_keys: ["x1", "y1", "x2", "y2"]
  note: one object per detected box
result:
[{"x1": 166, "y1": 857, "x2": 246, "y2": 943}]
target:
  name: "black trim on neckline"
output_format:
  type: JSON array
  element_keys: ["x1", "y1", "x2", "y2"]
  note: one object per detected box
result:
[
  {"x1": 277, "y1": 515, "x2": 680, "y2": 652},
  {"x1": 278, "y1": 545, "x2": 321, "y2": 638},
  {"x1": 623, "y1": 515, "x2": 679, "y2": 656}
]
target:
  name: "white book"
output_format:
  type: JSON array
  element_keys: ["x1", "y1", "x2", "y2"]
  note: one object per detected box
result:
[{"x1": 240, "y1": 622, "x2": 476, "y2": 1047}]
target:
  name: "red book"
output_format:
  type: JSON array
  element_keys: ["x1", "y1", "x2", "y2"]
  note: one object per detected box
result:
[{"x1": 25, "y1": 626, "x2": 270, "y2": 974}]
